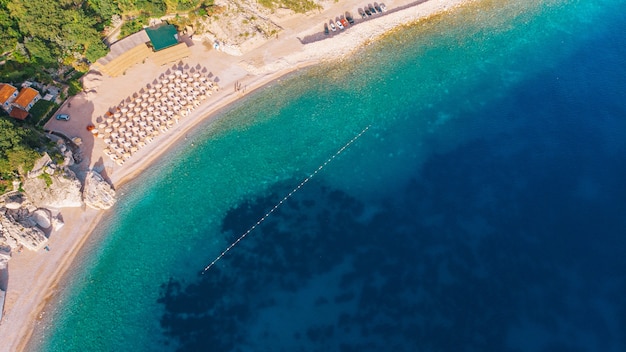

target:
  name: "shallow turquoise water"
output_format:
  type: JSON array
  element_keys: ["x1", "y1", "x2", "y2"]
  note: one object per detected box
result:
[{"x1": 35, "y1": 0, "x2": 626, "y2": 351}]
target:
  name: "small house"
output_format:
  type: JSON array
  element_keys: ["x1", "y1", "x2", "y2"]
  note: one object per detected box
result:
[
  {"x1": 13, "y1": 87, "x2": 41, "y2": 111},
  {"x1": 0, "y1": 83, "x2": 18, "y2": 112}
]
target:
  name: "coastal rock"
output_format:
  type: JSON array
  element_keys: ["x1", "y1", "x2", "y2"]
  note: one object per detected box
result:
[
  {"x1": 23, "y1": 169, "x2": 83, "y2": 208},
  {"x1": 27, "y1": 153, "x2": 53, "y2": 179},
  {"x1": 52, "y1": 213, "x2": 64, "y2": 231},
  {"x1": 31, "y1": 209, "x2": 52, "y2": 229},
  {"x1": 0, "y1": 210, "x2": 48, "y2": 252},
  {"x1": 82, "y1": 170, "x2": 116, "y2": 210},
  {"x1": 0, "y1": 247, "x2": 10, "y2": 269}
]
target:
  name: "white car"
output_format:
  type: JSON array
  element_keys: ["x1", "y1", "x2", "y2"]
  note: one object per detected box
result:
[
  {"x1": 336, "y1": 20, "x2": 344, "y2": 30},
  {"x1": 329, "y1": 21, "x2": 337, "y2": 31}
]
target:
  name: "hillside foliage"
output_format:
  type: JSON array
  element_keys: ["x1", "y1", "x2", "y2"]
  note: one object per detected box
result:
[
  {"x1": 0, "y1": 118, "x2": 43, "y2": 191},
  {"x1": 0, "y1": 0, "x2": 210, "y2": 80}
]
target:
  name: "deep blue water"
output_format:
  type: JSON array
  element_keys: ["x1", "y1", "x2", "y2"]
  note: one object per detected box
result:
[{"x1": 38, "y1": 0, "x2": 625, "y2": 351}]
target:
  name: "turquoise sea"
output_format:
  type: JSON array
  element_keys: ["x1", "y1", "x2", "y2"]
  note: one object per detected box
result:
[{"x1": 33, "y1": 0, "x2": 625, "y2": 351}]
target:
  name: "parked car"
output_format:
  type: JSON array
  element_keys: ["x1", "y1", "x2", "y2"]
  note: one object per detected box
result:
[
  {"x1": 336, "y1": 20, "x2": 344, "y2": 30},
  {"x1": 56, "y1": 114, "x2": 70, "y2": 121}
]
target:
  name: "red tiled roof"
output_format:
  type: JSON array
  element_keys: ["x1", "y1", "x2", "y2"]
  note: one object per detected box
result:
[
  {"x1": 13, "y1": 87, "x2": 40, "y2": 109},
  {"x1": 0, "y1": 83, "x2": 18, "y2": 104},
  {"x1": 9, "y1": 107, "x2": 29, "y2": 120}
]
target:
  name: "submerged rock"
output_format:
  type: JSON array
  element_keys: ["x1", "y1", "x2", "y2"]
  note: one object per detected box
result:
[
  {"x1": 83, "y1": 170, "x2": 116, "y2": 210},
  {"x1": 23, "y1": 168, "x2": 83, "y2": 208}
]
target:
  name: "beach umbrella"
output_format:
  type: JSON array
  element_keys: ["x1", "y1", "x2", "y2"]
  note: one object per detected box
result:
[
  {"x1": 148, "y1": 97, "x2": 156, "y2": 103},
  {"x1": 141, "y1": 102, "x2": 148, "y2": 108},
  {"x1": 181, "y1": 73, "x2": 188, "y2": 79},
  {"x1": 174, "y1": 78, "x2": 182, "y2": 84},
  {"x1": 105, "y1": 127, "x2": 113, "y2": 133},
  {"x1": 120, "y1": 116, "x2": 128, "y2": 122},
  {"x1": 142, "y1": 93, "x2": 149, "y2": 99},
  {"x1": 119, "y1": 127, "x2": 127, "y2": 133},
  {"x1": 134, "y1": 107, "x2": 142, "y2": 113},
  {"x1": 128, "y1": 102, "x2": 136, "y2": 108},
  {"x1": 98, "y1": 123, "x2": 107, "y2": 129},
  {"x1": 114, "y1": 112, "x2": 122, "y2": 118},
  {"x1": 135, "y1": 98, "x2": 142, "y2": 104},
  {"x1": 186, "y1": 77, "x2": 194, "y2": 83},
  {"x1": 112, "y1": 122, "x2": 120, "y2": 128}
]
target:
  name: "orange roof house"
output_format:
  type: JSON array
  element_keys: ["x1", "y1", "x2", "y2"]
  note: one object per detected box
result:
[
  {"x1": 13, "y1": 87, "x2": 41, "y2": 111},
  {"x1": 0, "y1": 83, "x2": 18, "y2": 111},
  {"x1": 9, "y1": 107, "x2": 29, "y2": 120}
]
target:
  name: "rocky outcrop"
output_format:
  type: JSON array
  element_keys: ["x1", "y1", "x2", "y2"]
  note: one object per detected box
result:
[
  {"x1": 0, "y1": 209, "x2": 48, "y2": 252},
  {"x1": 23, "y1": 168, "x2": 83, "y2": 208},
  {"x1": 83, "y1": 170, "x2": 116, "y2": 210},
  {"x1": 27, "y1": 153, "x2": 53, "y2": 179},
  {"x1": 0, "y1": 247, "x2": 11, "y2": 269}
]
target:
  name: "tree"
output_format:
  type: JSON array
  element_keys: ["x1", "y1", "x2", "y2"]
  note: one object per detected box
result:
[
  {"x1": 0, "y1": 118, "x2": 42, "y2": 178},
  {"x1": 24, "y1": 37, "x2": 57, "y2": 65}
]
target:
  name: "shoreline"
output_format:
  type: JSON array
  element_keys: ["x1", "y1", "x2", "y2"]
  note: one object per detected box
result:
[{"x1": 0, "y1": 0, "x2": 472, "y2": 350}]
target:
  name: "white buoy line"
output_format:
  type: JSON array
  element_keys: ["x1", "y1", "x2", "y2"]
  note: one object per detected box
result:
[{"x1": 202, "y1": 124, "x2": 372, "y2": 274}]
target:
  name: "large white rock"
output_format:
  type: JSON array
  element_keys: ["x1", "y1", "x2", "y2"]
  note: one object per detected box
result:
[
  {"x1": 83, "y1": 170, "x2": 116, "y2": 210},
  {"x1": 31, "y1": 209, "x2": 52, "y2": 229},
  {"x1": 23, "y1": 169, "x2": 83, "y2": 208}
]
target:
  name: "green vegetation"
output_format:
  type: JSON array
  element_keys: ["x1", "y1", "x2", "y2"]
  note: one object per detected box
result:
[
  {"x1": 0, "y1": 118, "x2": 43, "y2": 185},
  {"x1": 1, "y1": 0, "x2": 108, "y2": 73},
  {"x1": 29, "y1": 99, "x2": 58, "y2": 126},
  {"x1": 120, "y1": 15, "x2": 150, "y2": 38},
  {"x1": 257, "y1": 0, "x2": 320, "y2": 13},
  {"x1": 39, "y1": 172, "x2": 53, "y2": 188}
]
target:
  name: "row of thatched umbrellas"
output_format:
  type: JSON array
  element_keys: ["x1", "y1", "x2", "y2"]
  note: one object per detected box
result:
[{"x1": 93, "y1": 67, "x2": 219, "y2": 165}]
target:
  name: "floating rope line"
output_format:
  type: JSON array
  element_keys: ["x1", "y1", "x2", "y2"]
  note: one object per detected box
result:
[{"x1": 202, "y1": 125, "x2": 372, "y2": 274}]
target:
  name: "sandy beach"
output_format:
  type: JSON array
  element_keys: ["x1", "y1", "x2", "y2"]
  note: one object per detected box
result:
[{"x1": 0, "y1": 0, "x2": 470, "y2": 350}]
